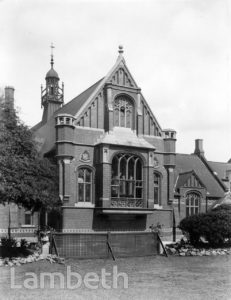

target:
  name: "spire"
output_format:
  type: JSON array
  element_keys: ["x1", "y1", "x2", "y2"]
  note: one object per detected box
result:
[
  {"x1": 50, "y1": 43, "x2": 55, "y2": 68},
  {"x1": 45, "y1": 43, "x2": 59, "y2": 79},
  {"x1": 41, "y1": 44, "x2": 64, "y2": 122}
]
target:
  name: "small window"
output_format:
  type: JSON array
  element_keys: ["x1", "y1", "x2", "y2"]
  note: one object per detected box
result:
[
  {"x1": 77, "y1": 168, "x2": 93, "y2": 203},
  {"x1": 154, "y1": 172, "x2": 161, "y2": 205},
  {"x1": 25, "y1": 211, "x2": 33, "y2": 225},
  {"x1": 113, "y1": 96, "x2": 133, "y2": 129},
  {"x1": 186, "y1": 192, "x2": 200, "y2": 217}
]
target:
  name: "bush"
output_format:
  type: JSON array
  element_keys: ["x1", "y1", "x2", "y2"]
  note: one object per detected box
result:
[
  {"x1": 1, "y1": 237, "x2": 18, "y2": 257},
  {"x1": 1, "y1": 236, "x2": 17, "y2": 248},
  {"x1": 179, "y1": 207, "x2": 231, "y2": 247},
  {"x1": 0, "y1": 237, "x2": 32, "y2": 258}
]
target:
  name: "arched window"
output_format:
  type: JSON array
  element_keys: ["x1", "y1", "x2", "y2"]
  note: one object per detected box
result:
[
  {"x1": 111, "y1": 153, "x2": 143, "y2": 202},
  {"x1": 113, "y1": 96, "x2": 134, "y2": 128},
  {"x1": 186, "y1": 192, "x2": 200, "y2": 217},
  {"x1": 154, "y1": 172, "x2": 161, "y2": 205},
  {"x1": 77, "y1": 167, "x2": 93, "y2": 202}
]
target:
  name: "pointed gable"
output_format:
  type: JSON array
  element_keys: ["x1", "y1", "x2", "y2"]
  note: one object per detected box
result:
[
  {"x1": 107, "y1": 60, "x2": 138, "y2": 88},
  {"x1": 175, "y1": 154, "x2": 225, "y2": 198},
  {"x1": 176, "y1": 170, "x2": 205, "y2": 190},
  {"x1": 110, "y1": 67, "x2": 134, "y2": 87},
  {"x1": 73, "y1": 48, "x2": 162, "y2": 136},
  {"x1": 33, "y1": 46, "x2": 166, "y2": 156}
]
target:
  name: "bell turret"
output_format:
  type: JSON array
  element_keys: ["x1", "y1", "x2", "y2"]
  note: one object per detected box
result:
[{"x1": 41, "y1": 44, "x2": 64, "y2": 123}]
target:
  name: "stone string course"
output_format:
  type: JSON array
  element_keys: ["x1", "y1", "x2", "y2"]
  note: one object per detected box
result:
[{"x1": 166, "y1": 243, "x2": 231, "y2": 256}]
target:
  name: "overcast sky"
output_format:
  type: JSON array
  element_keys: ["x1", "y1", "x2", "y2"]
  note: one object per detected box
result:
[{"x1": 0, "y1": 0, "x2": 231, "y2": 162}]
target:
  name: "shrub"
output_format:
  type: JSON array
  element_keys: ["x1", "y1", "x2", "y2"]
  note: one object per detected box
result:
[
  {"x1": 212, "y1": 204, "x2": 231, "y2": 212},
  {"x1": 1, "y1": 237, "x2": 18, "y2": 257},
  {"x1": 1, "y1": 236, "x2": 17, "y2": 248},
  {"x1": 0, "y1": 237, "x2": 32, "y2": 258},
  {"x1": 20, "y1": 238, "x2": 29, "y2": 249},
  {"x1": 178, "y1": 214, "x2": 202, "y2": 245},
  {"x1": 179, "y1": 207, "x2": 231, "y2": 247}
]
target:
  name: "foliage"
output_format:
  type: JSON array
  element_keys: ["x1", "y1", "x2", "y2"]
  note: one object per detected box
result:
[
  {"x1": 35, "y1": 225, "x2": 54, "y2": 238},
  {"x1": 1, "y1": 236, "x2": 17, "y2": 248},
  {"x1": 179, "y1": 207, "x2": 231, "y2": 247},
  {"x1": 212, "y1": 204, "x2": 231, "y2": 212},
  {"x1": 20, "y1": 238, "x2": 29, "y2": 249},
  {"x1": 0, "y1": 237, "x2": 32, "y2": 258},
  {"x1": 0, "y1": 99, "x2": 60, "y2": 212},
  {"x1": 1, "y1": 236, "x2": 18, "y2": 258},
  {"x1": 178, "y1": 214, "x2": 202, "y2": 245}
]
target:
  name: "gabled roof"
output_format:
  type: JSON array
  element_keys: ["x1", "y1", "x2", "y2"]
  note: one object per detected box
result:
[
  {"x1": 73, "y1": 54, "x2": 127, "y2": 121},
  {"x1": 207, "y1": 161, "x2": 231, "y2": 181},
  {"x1": 175, "y1": 170, "x2": 205, "y2": 190},
  {"x1": 32, "y1": 49, "x2": 163, "y2": 154},
  {"x1": 31, "y1": 78, "x2": 104, "y2": 139},
  {"x1": 69, "y1": 53, "x2": 162, "y2": 132},
  {"x1": 175, "y1": 153, "x2": 225, "y2": 198},
  {"x1": 56, "y1": 78, "x2": 104, "y2": 116}
]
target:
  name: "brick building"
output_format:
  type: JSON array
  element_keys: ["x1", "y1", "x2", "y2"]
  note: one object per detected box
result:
[{"x1": 1, "y1": 47, "x2": 230, "y2": 241}]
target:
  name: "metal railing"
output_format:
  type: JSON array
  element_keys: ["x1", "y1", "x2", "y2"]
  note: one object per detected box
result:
[{"x1": 111, "y1": 197, "x2": 143, "y2": 208}]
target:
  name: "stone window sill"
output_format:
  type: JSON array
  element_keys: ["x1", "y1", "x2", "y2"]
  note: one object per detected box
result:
[
  {"x1": 75, "y1": 203, "x2": 95, "y2": 208},
  {"x1": 154, "y1": 205, "x2": 163, "y2": 209}
]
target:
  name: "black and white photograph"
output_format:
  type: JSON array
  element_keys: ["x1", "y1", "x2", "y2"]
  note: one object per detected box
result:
[{"x1": 0, "y1": 0, "x2": 231, "y2": 299}]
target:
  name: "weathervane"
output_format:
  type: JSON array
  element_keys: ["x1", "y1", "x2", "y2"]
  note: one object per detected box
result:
[{"x1": 50, "y1": 43, "x2": 55, "y2": 68}]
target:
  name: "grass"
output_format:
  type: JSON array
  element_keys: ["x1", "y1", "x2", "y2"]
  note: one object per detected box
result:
[{"x1": 0, "y1": 255, "x2": 231, "y2": 300}]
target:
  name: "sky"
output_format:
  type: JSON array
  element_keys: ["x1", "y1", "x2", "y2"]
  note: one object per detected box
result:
[{"x1": 0, "y1": 0, "x2": 231, "y2": 162}]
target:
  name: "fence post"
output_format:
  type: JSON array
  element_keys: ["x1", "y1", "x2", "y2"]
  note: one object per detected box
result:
[
  {"x1": 107, "y1": 231, "x2": 115, "y2": 261},
  {"x1": 49, "y1": 231, "x2": 53, "y2": 254},
  {"x1": 172, "y1": 209, "x2": 176, "y2": 242},
  {"x1": 157, "y1": 233, "x2": 168, "y2": 257}
]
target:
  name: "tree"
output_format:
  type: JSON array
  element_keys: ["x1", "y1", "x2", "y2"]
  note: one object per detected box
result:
[{"x1": 0, "y1": 97, "x2": 60, "y2": 213}]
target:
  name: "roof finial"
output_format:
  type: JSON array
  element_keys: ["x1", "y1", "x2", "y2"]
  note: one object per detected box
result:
[
  {"x1": 118, "y1": 45, "x2": 124, "y2": 56},
  {"x1": 50, "y1": 43, "x2": 55, "y2": 68}
]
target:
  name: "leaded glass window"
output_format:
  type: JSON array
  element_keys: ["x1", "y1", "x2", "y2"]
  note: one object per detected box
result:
[
  {"x1": 111, "y1": 153, "x2": 143, "y2": 199},
  {"x1": 186, "y1": 192, "x2": 200, "y2": 217},
  {"x1": 77, "y1": 168, "x2": 92, "y2": 202},
  {"x1": 113, "y1": 96, "x2": 133, "y2": 128}
]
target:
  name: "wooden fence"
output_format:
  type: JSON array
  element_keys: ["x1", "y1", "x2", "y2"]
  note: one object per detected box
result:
[{"x1": 51, "y1": 231, "x2": 159, "y2": 259}]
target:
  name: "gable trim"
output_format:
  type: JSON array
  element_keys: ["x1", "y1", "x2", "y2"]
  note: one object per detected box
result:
[{"x1": 175, "y1": 170, "x2": 206, "y2": 190}]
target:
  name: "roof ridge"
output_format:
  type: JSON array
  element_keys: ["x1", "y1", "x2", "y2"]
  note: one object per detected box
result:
[
  {"x1": 208, "y1": 160, "x2": 231, "y2": 165},
  {"x1": 176, "y1": 153, "x2": 197, "y2": 157},
  {"x1": 197, "y1": 154, "x2": 228, "y2": 192},
  {"x1": 55, "y1": 77, "x2": 104, "y2": 116},
  {"x1": 74, "y1": 55, "x2": 125, "y2": 119},
  {"x1": 178, "y1": 170, "x2": 194, "y2": 175}
]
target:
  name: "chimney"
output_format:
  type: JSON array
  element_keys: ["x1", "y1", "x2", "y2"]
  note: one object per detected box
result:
[
  {"x1": 4, "y1": 86, "x2": 15, "y2": 107},
  {"x1": 194, "y1": 139, "x2": 204, "y2": 157}
]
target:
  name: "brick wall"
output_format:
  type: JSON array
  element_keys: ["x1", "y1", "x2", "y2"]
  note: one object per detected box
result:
[{"x1": 62, "y1": 208, "x2": 94, "y2": 230}]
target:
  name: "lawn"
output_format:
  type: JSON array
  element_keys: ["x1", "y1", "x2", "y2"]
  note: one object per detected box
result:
[{"x1": 0, "y1": 255, "x2": 231, "y2": 300}]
